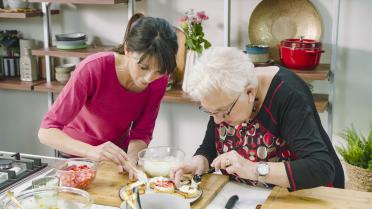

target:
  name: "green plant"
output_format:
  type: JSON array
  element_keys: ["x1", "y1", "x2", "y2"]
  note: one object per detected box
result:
[
  {"x1": 0, "y1": 30, "x2": 21, "y2": 57},
  {"x1": 337, "y1": 125, "x2": 372, "y2": 170},
  {"x1": 179, "y1": 9, "x2": 211, "y2": 53}
]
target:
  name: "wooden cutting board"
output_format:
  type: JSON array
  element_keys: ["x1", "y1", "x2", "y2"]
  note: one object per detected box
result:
[
  {"x1": 85, "y1": 162, "x2": 229, "y2": 209},
  {"x1": 261, "y1": 186, "x2": 372, "y2": 209}
]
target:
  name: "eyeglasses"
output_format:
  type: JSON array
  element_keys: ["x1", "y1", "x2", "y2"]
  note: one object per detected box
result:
[{"x1": 199, "y1": 93, "x2": 242, "y2": 118}]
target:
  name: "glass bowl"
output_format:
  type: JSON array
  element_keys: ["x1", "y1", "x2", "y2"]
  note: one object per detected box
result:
[
  {"x1": 56, "y1": 158, "x2": 97, "y2": 189},
  {"x1": 138, "y1": 146, "x2": 185, "y2": 177},
  {"x1": 3, "y1": 186, "x2": 92, "y2": 209}
]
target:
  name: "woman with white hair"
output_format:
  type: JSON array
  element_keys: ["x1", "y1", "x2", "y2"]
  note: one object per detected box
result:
[{"x1": 170, "y1": 47, "x2": 344, "y2": 191}]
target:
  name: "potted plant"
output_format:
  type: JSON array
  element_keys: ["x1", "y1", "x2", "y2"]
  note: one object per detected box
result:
[
  {"x1": 337, "y1": 125, "x2": 372, "y2": 192},
  {"x1": 179, "y1": 9, "x2": 211, "y2": 92},
  {"x1": 0, "y1": 30, "x2": 21, "y2": 77}
]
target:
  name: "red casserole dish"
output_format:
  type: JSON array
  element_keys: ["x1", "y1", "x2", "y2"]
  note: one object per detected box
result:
[{"x1": 279, "y1": 38, "x2": 324, "y2": 70}]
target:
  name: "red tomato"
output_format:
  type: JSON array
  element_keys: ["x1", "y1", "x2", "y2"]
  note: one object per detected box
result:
[{"x1": 59, "y1": 164, "x2": 96, "y2": 189}]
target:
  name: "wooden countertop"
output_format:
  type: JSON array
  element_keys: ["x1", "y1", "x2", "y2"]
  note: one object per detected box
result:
[{"x1": 261, "y1": 186, "x2": 372, "y2": 209}]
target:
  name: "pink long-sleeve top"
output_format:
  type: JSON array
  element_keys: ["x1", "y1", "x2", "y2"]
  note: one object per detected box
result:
[{"x1": 40, "y1": 52, "x2": 167, "y2": 150}]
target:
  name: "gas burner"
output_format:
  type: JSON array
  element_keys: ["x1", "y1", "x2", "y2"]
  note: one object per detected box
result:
[{"x1": 0, "y1": 159, "x2": 13, "y2": 170}]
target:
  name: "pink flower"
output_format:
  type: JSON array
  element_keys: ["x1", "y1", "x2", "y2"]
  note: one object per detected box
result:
[
  {"x1": 192, "y1": 17, "x2": 201, "y2": 24},
  {"x1": 196, "y1": 11, "x2": 209, "y2": 21}
]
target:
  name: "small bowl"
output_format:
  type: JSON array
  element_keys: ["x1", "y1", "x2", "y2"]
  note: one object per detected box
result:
[
  {"x1": 3, "y1": 186, "x2": 93, "y2": 209},
  {"x1": 245, "y1": 44, "x2": 270, "y2": 54},
  {"x1": 55, "y1": 32, "x2": 86, "y2": 41},
  {"x1": 138, "y1": 146, "x2": 185, "y2": 177},
  {"x1": 56, "y1": 72, "x2": 72, "y2": 84},
  {"x1": 55, "y1": 64, "x2": 75, "y2": 73},
  {"x1": 120, "y1": 193, "x2": 190, "y2": 209},
  {"x1": 56, "y1": 158, "x2": 97, "y2": 189}
]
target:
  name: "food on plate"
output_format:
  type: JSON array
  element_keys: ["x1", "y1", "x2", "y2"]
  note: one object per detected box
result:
[
  {"x1": 57, "y1": 164, "x2": 96, "y2": 189},
  {"x1": 176, "y1": 185, "x2": 200, "y2": 198},
  {"x1": 149, "y1": 177, "x2": 175, "y2": 193},
  {"x1": 126, "y1": 179, "x2": 147, "y2": 195},
  {"x1": 121, "y1": 176, "x2": 201, "y2": 201},
  {"x1": 180, "y1": 175, "x2": 192, "y2": 186}
]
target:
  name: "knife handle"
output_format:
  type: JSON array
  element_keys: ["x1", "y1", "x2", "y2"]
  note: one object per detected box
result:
[{"x1": 225, "y1": 195, "x2": 239, "y2": 209}]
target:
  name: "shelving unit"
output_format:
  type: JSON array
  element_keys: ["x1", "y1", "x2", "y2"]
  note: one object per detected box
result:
[
  {"x1": 0, "y1": 9, "x2": 59, "y2": 18},
  {"x1": 0, "y1": 0, "x2": 336, "y2": 116},
  {"x1": 1, "y1": 62, "x2": 330, "y2": 112}
]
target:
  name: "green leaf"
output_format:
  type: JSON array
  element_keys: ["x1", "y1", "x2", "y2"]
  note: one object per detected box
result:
[{"x1": 337, "y1": 125, "x2": 372, "y2": 170}]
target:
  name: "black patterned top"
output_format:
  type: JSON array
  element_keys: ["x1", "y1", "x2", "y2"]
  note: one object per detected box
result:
[{"x1": 194, "y1": 67, "x2": 344, "y2": 191}]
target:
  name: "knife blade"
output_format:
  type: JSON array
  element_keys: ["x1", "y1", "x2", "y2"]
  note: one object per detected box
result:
[{"x1": 225, "y1": 195, "x2": 239, "y2": 209}]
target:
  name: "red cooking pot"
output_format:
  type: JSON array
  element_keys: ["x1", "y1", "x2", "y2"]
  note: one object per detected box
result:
[{"x1": 279, "y1": 38, "x2": 324, "y2": 70}]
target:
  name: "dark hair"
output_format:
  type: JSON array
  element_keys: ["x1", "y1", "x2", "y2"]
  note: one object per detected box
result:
[{"x1": 117, "y1": 13, "x2": 178, "y2": 75}]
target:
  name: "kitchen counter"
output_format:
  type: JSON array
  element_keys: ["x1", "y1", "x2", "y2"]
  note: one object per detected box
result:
[
  {"x1": 2, "y1": 151, "x2": 371, "y2": 209},
  {"x1": 0, "y1": 151, "x2": 271, "y2": 209}
]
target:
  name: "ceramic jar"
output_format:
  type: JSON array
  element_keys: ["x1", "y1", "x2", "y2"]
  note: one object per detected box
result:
[{"x1": 55, "y1": 64, "x2": 75, "y2": 84}]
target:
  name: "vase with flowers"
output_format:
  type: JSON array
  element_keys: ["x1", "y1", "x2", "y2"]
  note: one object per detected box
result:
[{"x1": 179, "y1": 9, "x2": 211, "y2": 92}]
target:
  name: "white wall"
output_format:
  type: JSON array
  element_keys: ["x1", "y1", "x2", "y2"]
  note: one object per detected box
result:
[{"x1": 1, "y1": 0, "x2": 371, "y2": 158}]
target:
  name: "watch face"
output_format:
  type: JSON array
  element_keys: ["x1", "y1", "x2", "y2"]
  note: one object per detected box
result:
[{"x1": 257, "y1": 163, "x2": 269, "y2": 175}]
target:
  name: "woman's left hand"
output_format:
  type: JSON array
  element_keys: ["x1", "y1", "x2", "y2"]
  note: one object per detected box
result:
[{"x1": 211, "y1": 150, "x2": 257, "y2": 180}]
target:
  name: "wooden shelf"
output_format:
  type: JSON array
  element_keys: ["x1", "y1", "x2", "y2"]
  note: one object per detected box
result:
[
  {"x1": 0, "y1": 9, "x2": 59, "y2": 19},
  {"x1": 28, "y1": 0, "x2": 138, "y2": 4},
  {"x1": 32, "y1": 45, "x2": 114, "y2": 58},
  {"x1": 32, "y1": 83, "x2": 328, "y2": 112},
  {"x1": 33, "y1": 81, "x2": 65, "y2": 93},
  {"x1": 163, "y1": 87, "x2": 328, "y2": 112},
  {"x1": 289, "y1": 64, "x2": 330, "y2": 81},
  {"x1": 0, "y1": 77, "x2": 45, "y2": 91}
]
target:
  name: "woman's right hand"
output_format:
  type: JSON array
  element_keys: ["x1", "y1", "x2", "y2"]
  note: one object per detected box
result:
[
  {"x1": 87, "y1": 141, "x2": 129, "y2": 167},
  {"x1": 170, "y1": 155, "x2": 208, "y2": 188}
]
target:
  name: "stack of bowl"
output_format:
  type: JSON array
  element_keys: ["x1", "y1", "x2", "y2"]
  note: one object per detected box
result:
[
  {"x1": 244, "y1": 44, "x2": 270, "y2": 64},
  {"x1": 55, "y1": 64, "x2": 75, "y2": 84},
  {"x1": 55, "y1": 32, "x2": 87, "y2": 50}
]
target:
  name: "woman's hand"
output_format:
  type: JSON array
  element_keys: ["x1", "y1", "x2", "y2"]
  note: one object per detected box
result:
[
  {"x1": 118, "y1": 157, "x2": 138, "y2": 181},
  {"x1": 87, "y1": 141, "x2": 129, "y2": 166},
  {"x1": 211, "y1": 150, "x2": 257, "y2": 180},
  {"x1": 170, "y1": 155, "x2": 208, "y2": 188}
]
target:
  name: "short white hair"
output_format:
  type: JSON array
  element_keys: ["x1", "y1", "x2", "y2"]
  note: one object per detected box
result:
[{"x1": 186, "y1": 47, "x2": 257, "y2": 100}]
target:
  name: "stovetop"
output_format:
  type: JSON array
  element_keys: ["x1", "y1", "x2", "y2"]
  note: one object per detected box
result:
[{"x1": 0, "y1": 152, "x2": 48, "y2": 193}]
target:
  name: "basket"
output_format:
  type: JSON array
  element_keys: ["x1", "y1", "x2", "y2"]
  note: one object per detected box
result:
[{"x1": 343, "y1": 161, "x2": 372, "y2": 192}]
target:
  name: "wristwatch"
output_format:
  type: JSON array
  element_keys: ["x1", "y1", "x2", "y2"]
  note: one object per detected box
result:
[{"x1": 256, "y1": 162, "x2": 270, "y2": 184}]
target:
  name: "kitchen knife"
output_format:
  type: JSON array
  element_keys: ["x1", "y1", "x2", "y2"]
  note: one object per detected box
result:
[{"x1": 225, "y1": 195, "x2": 239, "y2": 209}]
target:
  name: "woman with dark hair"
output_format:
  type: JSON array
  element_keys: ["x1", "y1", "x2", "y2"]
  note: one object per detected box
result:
[{"x1": 38, "y1": 13, "x2": 178, "y2": 179}]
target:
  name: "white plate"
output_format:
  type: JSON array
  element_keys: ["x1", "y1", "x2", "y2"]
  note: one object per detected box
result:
[
  {"x1": 120, "y1": 193, "x2": 191, "y2": 209},
  {"x1": 119, "y1": 185, "x2": 202, "y2": 204}
]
